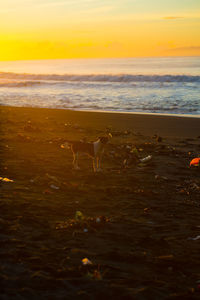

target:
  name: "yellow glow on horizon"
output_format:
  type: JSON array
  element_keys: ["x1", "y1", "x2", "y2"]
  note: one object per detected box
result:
[{"x1": 0, "y1": 0, "x2": 200, "y2": 61}]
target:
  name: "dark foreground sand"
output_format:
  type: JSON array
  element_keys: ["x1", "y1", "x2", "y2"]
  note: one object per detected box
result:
[{"x1": 0, "y1": 106, "x2": 200, "y2": 299}]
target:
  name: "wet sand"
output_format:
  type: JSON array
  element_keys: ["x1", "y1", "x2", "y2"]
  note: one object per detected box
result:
[{"x1": 1, "y1": 106, "x2": 200, "y2": 299}]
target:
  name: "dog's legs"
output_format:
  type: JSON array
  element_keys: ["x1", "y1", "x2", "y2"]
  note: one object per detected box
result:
[
  {"x1": 97, "y1": 157, "x2": 99, "y2": 170},
  {"x1": 97, "y1": 154, "x2": 103, "y2": 172},
  {"x1": 98, "y1": 158, "x2": 101, "y2": 171},
  {"x1": 73, "y1": 153, "x2": 80, "y2": 170},
  {"x1": 93, "y1": 158, "x2": 97, "y2": 172}
]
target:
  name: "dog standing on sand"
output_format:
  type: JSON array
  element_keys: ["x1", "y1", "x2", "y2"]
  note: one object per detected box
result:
[{"x1": 61, "y1": 135, "x2": 112, "y2": 172}]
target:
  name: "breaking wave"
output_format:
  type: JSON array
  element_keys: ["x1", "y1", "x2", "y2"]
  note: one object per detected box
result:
[
  {"x1": 0, "y1": 72, "x2": 200, "y2": 85},
  {"x1": 0, "y1": 81, "x2": 44, "y2": 87}
]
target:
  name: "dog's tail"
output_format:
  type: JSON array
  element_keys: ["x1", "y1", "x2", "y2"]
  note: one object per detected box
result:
[{"x1": 108, "y1": 133, "x2": 112, "y2": 139}]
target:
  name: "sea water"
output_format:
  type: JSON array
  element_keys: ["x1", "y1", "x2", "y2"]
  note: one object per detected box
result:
[{"x1": 0, "y1": 57, "x2": 199, "y2": 115}]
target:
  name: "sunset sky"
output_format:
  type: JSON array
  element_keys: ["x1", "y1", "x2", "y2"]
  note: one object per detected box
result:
[{"x1": 0, "y1": 0, "x2": 200, "y2": 60}]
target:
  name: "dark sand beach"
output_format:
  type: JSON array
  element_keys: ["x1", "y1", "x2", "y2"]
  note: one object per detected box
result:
[{"x1": 1, "y1": 106, "x2": 200, "y2": 299}]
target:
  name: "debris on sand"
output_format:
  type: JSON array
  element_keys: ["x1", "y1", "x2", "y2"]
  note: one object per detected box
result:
[
  {"x1": 2, "y1": 106, "x2": 200, "y2": 299},
  {"x1": 23, "y1": 121, "x2": 40, "y2": 132},
  {"x1": 81, "y1": 259, "x2": 103, "y2": 280},
  {"x1": 188, "y1": 235, "x2": 200, "y2": 241},
  {"x1": 30, "y1": 173, "x2": 62, "y2": 189},
  {"x1": 139, "y1": 155, "x2": 152, "y2": 163},
  {"x1": 86, "y1": 269, "x2": 102, "y2": 280},
  {"x1": 50, "y1": 184, "x2": 60, "y2": 190},
  {"x1": 82, "y1": 258, "x2": 92, "y2": 265},
  {"x1": 152, "y1": 134, "x2": 163, "y2": 142},
  {"x1": 190, "y1": 157, "x2": 200, "y2": 167},
  {"x1": 56, "y1": 214, "x2": 110, "y2": 232},
  {"x1": 75, "y1": 211, "x2": 84, "y2": 221},
  {"x1": 43, "y1": 189, "x2": 54, "y2": 194},
  {"x1": 46, "y1": 173, "x2": 60, "y2": 184},
  {"x1": 130, "y1": 147, "x2": 139, "y2": 157},
  {"x1": 0, "y1": 177, "x2": 14, "y2": 182},
  {"x1": 122, "y1": 144, "x2": 153, "y2": 169},
  {"x1": 17, "y1": 133, "x2": 31, "y2": 142}
]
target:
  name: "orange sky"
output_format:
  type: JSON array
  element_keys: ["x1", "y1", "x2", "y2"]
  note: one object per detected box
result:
[{"x1": 0, "y1": 0, "x2": 200, "y2": 60}]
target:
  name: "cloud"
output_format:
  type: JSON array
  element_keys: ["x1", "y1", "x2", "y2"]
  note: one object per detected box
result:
[
  {"x1": 165, "y1": 46, "x2": 200, "y2": 55},
  {"x1": 163, "y1": 16, "x2": 184, "y2": 20},
  {"x1": 0, "y1": 0, "x2": 112, "y2": 11},
  {"x1": 169, "y1": 46, "x2": 200, "y2": 51}
]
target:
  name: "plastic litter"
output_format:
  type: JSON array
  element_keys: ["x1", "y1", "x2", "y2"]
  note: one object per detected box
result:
[
  {"x1": 0, "y1": 177, "x2": 14, "y2": 182},
  {"x1": 188, "y1": 235, "x2": 200, "y2": 241},
  {"x1": 82, "y1": 258, "x2": 92, "y2": 265},
  {"x1": 190, "y1": 157, "x2": 200, "y2": 167},
  {"x1": 140, "y1": 155, "x2": 152, "y2": 163},
  {"x1": 50, "y1": 184, "x2": 59, "y2": 190}
]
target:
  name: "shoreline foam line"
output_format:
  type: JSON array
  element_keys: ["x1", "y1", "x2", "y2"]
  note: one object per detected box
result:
[
  {"x1": 77, "y1": 109, "x2": 200, "y2": 119},
  {"x1": 1, "y1": 104, "x2": 200, "y2": 119}
]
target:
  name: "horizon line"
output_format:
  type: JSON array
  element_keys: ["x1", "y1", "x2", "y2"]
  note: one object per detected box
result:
[{"x1": 1, "y1": 55, "x2": 200, "y2": 63}]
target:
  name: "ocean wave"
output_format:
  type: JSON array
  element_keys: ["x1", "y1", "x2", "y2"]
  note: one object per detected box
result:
[
  {"x1": 0, "y1": 81, "x2": 43, "y2": 87},
  {"x1": 0, "y1": 72, "x2": 200, "y2": 83}
]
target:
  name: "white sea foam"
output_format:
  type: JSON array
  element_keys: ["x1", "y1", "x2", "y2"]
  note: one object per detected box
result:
[
  {"x1": 0, "y1": 72, "x2": 200, "y2": 83},
  {"x1": 0, "y1": 57, "x2": 199, "y2": 115}
]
